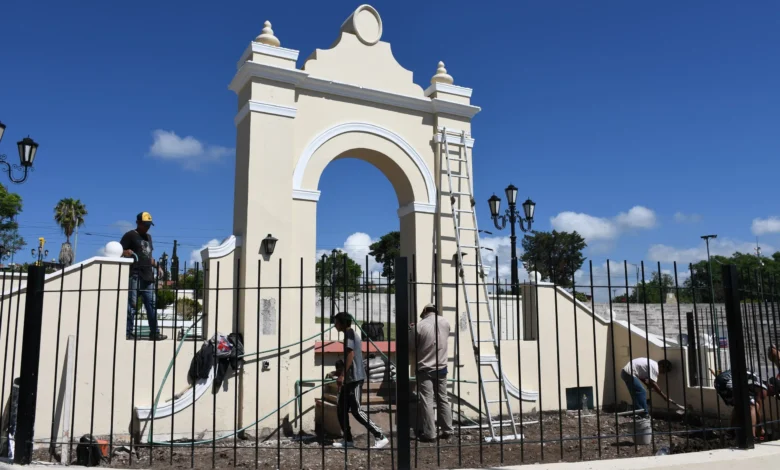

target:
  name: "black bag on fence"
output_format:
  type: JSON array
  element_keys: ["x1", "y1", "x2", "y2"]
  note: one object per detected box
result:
[
  {"x1": 75, "y1": 434, "x2": 103, "y2": 467},
  {"x1": 363, "y1": 322, "x2": 385, "y2": 342}
]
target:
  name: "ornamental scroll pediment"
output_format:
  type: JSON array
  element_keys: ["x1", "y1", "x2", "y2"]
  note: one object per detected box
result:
[{"x1": 301, "y1": 5, "x2": 425, "y2": 99}]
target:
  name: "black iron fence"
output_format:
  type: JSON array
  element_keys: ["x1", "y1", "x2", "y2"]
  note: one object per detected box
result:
[{"x1": 0, "y1": 256, "x2": 776, "y2": 468}]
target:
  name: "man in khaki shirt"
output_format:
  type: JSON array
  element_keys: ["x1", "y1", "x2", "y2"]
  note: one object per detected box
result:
[{"x1": 410, "y1": 304, "x2": 453, "y2": 441}]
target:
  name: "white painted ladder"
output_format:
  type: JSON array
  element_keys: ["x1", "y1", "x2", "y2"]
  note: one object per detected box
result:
[{"x1": 437, "y1": 128, "x2": 522, "y2": 442}]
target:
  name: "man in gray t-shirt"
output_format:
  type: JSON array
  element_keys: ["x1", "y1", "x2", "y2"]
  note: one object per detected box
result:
[
  {"x1": 343, "y1": 328, "x2": 366, "y2": 383},
  {"x1": 333, "y1": 312, "x2": 388, "y2": 449}
]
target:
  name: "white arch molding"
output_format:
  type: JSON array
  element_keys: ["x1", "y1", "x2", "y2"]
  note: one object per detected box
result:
[{"x1": 291, "y1": 122, "x2": 437, "y2": 217}]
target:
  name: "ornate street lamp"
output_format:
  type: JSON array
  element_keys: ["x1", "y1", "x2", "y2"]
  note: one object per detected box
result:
[
  {"x1": 0, "y1": 121, "x2": 39, "y2": 184},
  {"x1": 32, "y1": 237, "x2": 48, "y2": 266},
  {"x1": 488, "y1": 185, "x2": 536, "y2": 295},
  {"x1": 160, "y1": 252, "x2": 169, "y2": 279}
]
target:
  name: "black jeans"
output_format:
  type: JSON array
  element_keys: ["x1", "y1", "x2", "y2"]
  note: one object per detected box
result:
[{"x1": 337, "y1": 380, "x2": 384, "y2": 441}]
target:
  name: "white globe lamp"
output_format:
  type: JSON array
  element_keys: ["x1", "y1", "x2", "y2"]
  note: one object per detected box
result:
[{"x1": 104, "y1": 241, "x2": 123, "y2": 258}]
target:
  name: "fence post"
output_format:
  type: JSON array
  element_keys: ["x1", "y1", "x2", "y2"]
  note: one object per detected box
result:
[
  {"x1": 14, "y1": 265, "x2": 47, "y2": 464},
  {"x1": 394, "y1": 257, "x2": 410, "y2": 470},
  {"x1": 686, "y1": 312, "x2": 699, "y2": 386},
  {"x1": 722, "y1": 264, "x2": 754, "y2": 449}
]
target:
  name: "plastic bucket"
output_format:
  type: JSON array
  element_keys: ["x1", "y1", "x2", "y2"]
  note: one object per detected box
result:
[{"x1": 633, "y1": 418, "x2": 652, "y2": 445}]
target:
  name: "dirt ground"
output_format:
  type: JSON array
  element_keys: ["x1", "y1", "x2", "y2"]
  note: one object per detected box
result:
[{"x1": 37, "y1": 410, "x2": 740, "y2": 469}]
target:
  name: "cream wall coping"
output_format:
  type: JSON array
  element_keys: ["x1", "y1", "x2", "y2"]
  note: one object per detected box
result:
[
  {"x1": 424, "y1": 82, "x2": 473, "y2": 98},
  {"x1": 229, "y1": 61, "x2": 481, "y2": 119},
  {"x1": 0, "y1": 256, "x2": 132, "y2": 298},
  {"x1": 200, "y1": 235, "x2": 241, "y2": 261},
  {"x1": 237, "y1": 42, "x2": 300, "y2": 69}
]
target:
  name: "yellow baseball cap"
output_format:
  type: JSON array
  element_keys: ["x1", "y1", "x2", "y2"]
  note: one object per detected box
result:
[{"x1": 136, "y1": 212, "x2": 154, "y2": 226}]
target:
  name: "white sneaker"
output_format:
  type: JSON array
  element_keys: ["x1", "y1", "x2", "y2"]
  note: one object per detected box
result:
[
  {"x1": 332, "y1": 440, "x2": 354, "y2": 448},
  {"x1": 373, "y1": 437, "x2": 389, "y2": 449}
]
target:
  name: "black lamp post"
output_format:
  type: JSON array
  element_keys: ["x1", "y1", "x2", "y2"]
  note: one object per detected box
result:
[
  {"x1": 0, "y1": 121, "x2": 39, "y2": 184},
  {"x1": 160, "y1": 252, "x2": 169, "y2": 280},
  {"x1": 31, "y1": 238, "x2": 48, "y2": 266},
  {"x1": 701, "y1": 233, "x2": 720, "y2": 371},
  {"x1": 488, "y1": 185, "x2": 536, "y2": 295}
]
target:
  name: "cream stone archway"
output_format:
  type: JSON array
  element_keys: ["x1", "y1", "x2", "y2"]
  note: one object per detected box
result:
[
  {"x1": 291, "y1": 121, "x2": 438, "y2": 212},
  {"x1": 218, "y1": 4, "x2": 483, "y2": 429}
]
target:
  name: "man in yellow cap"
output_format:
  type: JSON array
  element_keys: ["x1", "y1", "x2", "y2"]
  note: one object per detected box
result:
[{"x1": 120, "y1": 212, "x2": 166, "y2": 341}]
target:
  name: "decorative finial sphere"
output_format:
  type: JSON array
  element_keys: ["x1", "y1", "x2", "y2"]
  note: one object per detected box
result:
[
  {"x1": 256, "y1": 20, "x2": 281, "y2": 47},
  {"x1": 431, "y1": 61, "x2": 454, "y2": 85}
]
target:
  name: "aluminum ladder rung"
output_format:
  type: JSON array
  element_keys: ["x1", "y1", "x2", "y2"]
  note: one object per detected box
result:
[{"x1": 439, "y1": 127, "x2": 521, "y2": 442}]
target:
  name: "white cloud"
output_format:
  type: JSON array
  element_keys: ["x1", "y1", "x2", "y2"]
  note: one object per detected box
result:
[
  {"x1": 111, "y1": 220, "x2": 135, "y2": 233},
  {"x1": 191, "y1": 239, "x2": 221, "y2": 265},
  {"x1": 615, "y1": 206, "x2": 657, "y2": 230},
  {"x1": 550, "y1": 205, "x2": 656, "y2": 243},
  {"x1": 470, "y1": 235, "x2": 531, "y2": 285},
  {"x1": 674, "y1": 212, "x2": 703, "y2": 224},
  {"x1": 148, "y1": 130, "x2": 233, "y2": 170},
  {"x1": 550, "y1": 212, "x2": 618, "y2": 241},
  {"x1": 752, "y1": 217, "x2": 780, "y2": 236},
  {"x1": 96, "y1": 246, "x2": 107, "y2": 256},
  {"x1": 317, "y1": 232, "x2": 382, "y2": 277},
  {"x1": 647, "y1": 238, "x2": 776, "y2": 265}
]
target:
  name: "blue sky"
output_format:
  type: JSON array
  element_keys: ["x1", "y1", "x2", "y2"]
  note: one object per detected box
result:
[{"x1": 1, "y1": 0, "x2": 779, "y2": 281}]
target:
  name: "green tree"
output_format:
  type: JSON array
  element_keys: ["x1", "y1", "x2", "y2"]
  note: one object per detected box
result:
[
  {"x1": 53, "y1": 198, "x2": 87, "y2": 266},
  {"x1": 369, "y1": 231, "x2": 400, "y2": 282},
  {"x1": 53, "y1": 198, "x2": 87, "y2": 243},
  {"x1": 684, "y1": 251, "x2": 780, "y2": 302},
  {"x1": 684, "y1": 256, "x2": 729, "y2": 303},
  {"x1": 180, "y1": 267, "x2": 205, "y2": 298},
  {"x1": 316, "y1": 250, "x2": 363, "y2": 302},
  {"x1": 520, "y1": 230, "x2": 587, "y2": 288},
  {"x1": 0, "y1": 183, "x2": 25, "y2": 262}
]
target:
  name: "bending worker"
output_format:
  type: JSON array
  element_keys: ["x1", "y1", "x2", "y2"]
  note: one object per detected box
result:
[{"x1": 621, "y1": 357, "x2": 680, "y2": 413}]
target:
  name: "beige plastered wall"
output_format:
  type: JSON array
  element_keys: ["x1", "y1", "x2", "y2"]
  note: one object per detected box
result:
[{"x1": 0, "y1": 258, "x2": 239, "y2": 443}]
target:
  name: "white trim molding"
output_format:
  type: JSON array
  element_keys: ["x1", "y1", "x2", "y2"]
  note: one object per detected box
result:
[
  {"x1": 229, "y1": 61, "x2": 308, "y2": 93},
  {"x1": 235, "y1": 100, "x2": 297, "y2": 126},
  {"x1": 237, "y1": 42, "x2": 300, "y2": 70},
  {"x1": 397, "y1": 202, "x2": 436, "y2": 218},
  {"x1": 434, "y1": 127, "x2": 475, "y2": 148},
  {"x1": 292, "y1": 189, "x2": 321, "y2": 202},
  {"x1": 292, "y1": 122, "x2": 437, "y2": 207},
  {"x1": 424, "y1": 82, "x2": 473, "y2": 98},
  {"x1": 200, "y1": 235, "x2": 242, "y2": 261},
  {"x1": 229, "y1": 62, "x2": 481, "y2": 119}
]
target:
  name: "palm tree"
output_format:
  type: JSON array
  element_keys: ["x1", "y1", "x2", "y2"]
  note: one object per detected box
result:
[{"x1": 54, "y1": 198, "x2": 87, "y2": 266}]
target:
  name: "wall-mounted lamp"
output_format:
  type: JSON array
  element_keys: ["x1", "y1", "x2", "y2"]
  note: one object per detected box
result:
[{"x1": 262, "y1": 234, "x2": 278, "y2": 256}]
